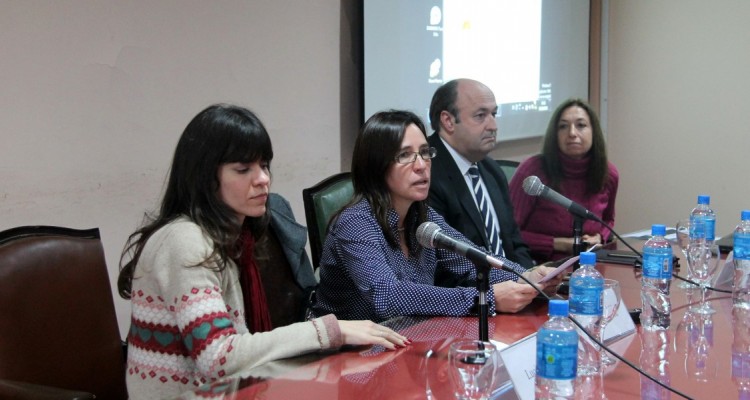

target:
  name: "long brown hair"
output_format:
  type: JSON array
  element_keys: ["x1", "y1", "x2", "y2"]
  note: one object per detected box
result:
[
  {"x1": 541, "y1": 98, "x2": 609, "y2": 193},
  {"x1": 339, "y1": 110, "x2": 429, "y2": 249},
  {"x1": 117, "y1": 104, "x2": 272, "y2": 299}
]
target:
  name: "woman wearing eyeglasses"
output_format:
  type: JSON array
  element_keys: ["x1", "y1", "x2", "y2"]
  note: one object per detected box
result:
[{"x1": 311, "y1": 110, "x2": 560, "y2": 322}]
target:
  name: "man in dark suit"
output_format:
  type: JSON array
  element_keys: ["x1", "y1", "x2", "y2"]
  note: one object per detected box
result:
[
  {"x1": 426, "y1": 80, "x2": 561, "y2": 312},
  {"x1": 427, "y1": 78, "x2": 535, "y2": 269}
]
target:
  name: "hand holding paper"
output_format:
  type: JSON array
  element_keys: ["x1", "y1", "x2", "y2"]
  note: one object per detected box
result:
[
  {"x1": 536, "y1": 244, "x2": 601, "y2": 284},
  {"x1": 537, "y1": 256, "x2": 579, "y2": 284}
]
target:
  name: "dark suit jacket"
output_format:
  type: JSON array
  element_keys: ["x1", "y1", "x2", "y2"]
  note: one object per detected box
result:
[
  {"x1": 268, "y1": 193, "x2": 317, "y2": 290},
  {"x1": 427, "y1": 134, "x2": 535, "y2": 269}
]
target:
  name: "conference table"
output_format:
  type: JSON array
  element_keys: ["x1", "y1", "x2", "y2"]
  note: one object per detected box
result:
[{"x1": 179, "y1": 242, "x2": 745, "y2": 399}]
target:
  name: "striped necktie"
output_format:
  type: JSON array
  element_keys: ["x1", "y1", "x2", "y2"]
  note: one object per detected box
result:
[{"x1": 467, "y1": 165, "x2": 503, "y2": 256}]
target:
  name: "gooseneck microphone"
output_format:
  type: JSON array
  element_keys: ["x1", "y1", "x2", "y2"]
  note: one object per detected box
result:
[
  {"x1": 522, "y1": 175, "x2": 643, "y2": 258},
  {"x1": 522, "y1": 175, "x2": 602, "y2": 222},
  {"x1": 522, "y1": 176, "x2": 728, "y2": 293},
  {"x1": 416, "y1": 222, "x2": 509, "y2": 271},
  {"x1": 417, "y1": 221, "x2": 505, "y2": 343}
]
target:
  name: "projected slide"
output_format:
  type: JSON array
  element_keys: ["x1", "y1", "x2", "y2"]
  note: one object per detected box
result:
[
  {"x1": 364, "y1": 0, "x2": 589, "y2": 141},
  {"x1": 443, "y1": 0, "x2": 541, "y2": 106}
]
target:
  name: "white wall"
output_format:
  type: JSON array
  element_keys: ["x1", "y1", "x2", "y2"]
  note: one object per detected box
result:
[
  {"x1": 607, "y1": 0, "x2": 750, "y2": 236},
  {"x1": 0, "y1": 0, "x2": 350, "y2": 338}
]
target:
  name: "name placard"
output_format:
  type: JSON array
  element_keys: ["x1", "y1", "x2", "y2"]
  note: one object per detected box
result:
[
  {"x1": 602, "y1": 300, "x2": 636, "y2": 343},
  {"x1": 498, "y1": 333, "x2": 537, "y2": 400}
]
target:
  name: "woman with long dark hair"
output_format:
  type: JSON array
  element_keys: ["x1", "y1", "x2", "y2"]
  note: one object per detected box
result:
[
  {"x1": 312, "y1": 110, "x2": 560, "y2": 322},
  {"x1": 509, "y1": 98, "x2": 619, "y2": 262},
  {"x1": 118, "y1": 104, "x2": 406, "y2": 399}
]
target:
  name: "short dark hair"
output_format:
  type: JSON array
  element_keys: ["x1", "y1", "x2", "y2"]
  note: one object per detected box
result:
[
  {"x1": 541, "y1": 98, "x2": 609, "y2": 193},
  {"x1": 118, "y1": 104, "x2": 273, "y2": 298},
  {"x1": 428, "y1": 79, "x2": 461, "y2": 132},
  {"x1": 346, "y1": 110, "x2": 428, "y2": 248}
]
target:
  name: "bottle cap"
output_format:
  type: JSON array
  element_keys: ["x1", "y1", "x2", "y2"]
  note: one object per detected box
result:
[
  {"x1": 742, "y1": 210, "x2": 750, "y2": 221},
  {"x1": 579, "y1": 251, "x2": 596, "y2": 265},
  {"x1": 697, "y1": 195, "x2": 710, "y2": 205},
  {"x1": 548, "y1": 299, "x2": 569, "y2": 317},
  {"x1": 652, "y1": 224, "x2": 666, "y2": 236}
]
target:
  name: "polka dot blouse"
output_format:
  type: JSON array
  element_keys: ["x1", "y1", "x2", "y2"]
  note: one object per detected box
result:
[{"x1": 311, "y1": 198, "x2": 525, "y2": 322}]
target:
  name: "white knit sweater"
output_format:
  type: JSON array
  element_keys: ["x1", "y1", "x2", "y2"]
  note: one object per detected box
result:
[{"x1": 125, "y1": 218, "x2": 341, "y2": 400}]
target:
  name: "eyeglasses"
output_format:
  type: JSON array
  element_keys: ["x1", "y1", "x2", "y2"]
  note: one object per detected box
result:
[{"x1": 394, "y1": 147, "x2": 437, "y2": 164}]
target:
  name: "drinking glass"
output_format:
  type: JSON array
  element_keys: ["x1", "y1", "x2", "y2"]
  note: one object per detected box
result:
[
  {"x1": 448, "y1": 340, "x2": 498, "y2": 400},
  {"x1": 600, "y1": 279, "x2": 622, "y2": 366},
  {"x1": 686, "y1": 241, "x2": 721, "y2": 314},
  {"x1": 675, "y1": 219, "x2": 697, "y2": 288}
]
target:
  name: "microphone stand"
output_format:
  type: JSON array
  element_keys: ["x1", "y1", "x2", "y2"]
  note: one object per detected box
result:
[
  {"x1": 476, "y1": 261, "x2": 490, "y2": 343},
  {"x1": 572, "y1": 215, "x2": 584, "y2": 270},
  {"x1": 464, "y1": 249, "x2": 491, "y2": 342}
]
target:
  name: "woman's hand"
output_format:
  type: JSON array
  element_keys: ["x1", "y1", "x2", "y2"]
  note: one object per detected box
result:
[
  {"x1": 555, "y1": 233, "x2": 603, "y2": 254},
  {"x1": 337, "y1": 320, "x2": 410, "y2": 350},
  {"x1": 583, "y1": 233, "x2": 602, "y2": 246},
  {"x1": 553, "y1": 237, "x2": 575, "y2": 254}
]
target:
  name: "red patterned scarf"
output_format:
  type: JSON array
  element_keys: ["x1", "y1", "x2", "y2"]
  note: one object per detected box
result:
[{"x1": 238, "y1": 230, "x2": 273, "y2": 333}]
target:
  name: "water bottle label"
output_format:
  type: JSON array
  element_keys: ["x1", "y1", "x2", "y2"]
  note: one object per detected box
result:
[
  {"x1": 536, "y1": 329, "x2": 578, "y2": 379},
  {"x1": 690, "y1": 216, "x2": 716, "y2": 241},
  {"x1": 570, "y1": 286, "x2": 603, "y2": 315},
  {"x1": 643, "y1": 250, "x2": 673, "y2": 279},
  {"x1": 735, "y1": 234, "x2": 750, "y2": 260},
  {"x1": 706, "y1": 218, "x2": 716, "y2": 241},
  {"x1": 690, "y1": 216, "x2": 704, "y2": 238}
]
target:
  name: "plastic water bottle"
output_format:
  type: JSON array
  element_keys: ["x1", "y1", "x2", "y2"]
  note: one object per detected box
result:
[
  {"x1": 640, "y1": 224, "x2": 673, "y2": 330},
  {"x1": 642, "y1": 224, "x2": 673, "y2": 295},
  {"x1": 733, "y1": 210, "x2": 750, "y2": 309},
  {"x1": 536, "y1": 299, "x2": 577, "y2": 400},
  {"x1": 568, "y1": 251, "x2": 603, "y2": 376},
  {"x1": 690, "y1": 195, "x2": 717, "y2": 243}
]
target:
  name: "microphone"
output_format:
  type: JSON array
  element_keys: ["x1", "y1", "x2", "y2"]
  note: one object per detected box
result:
[
  {"x1": 522, "y1": 175, "x2": 645, "y2": 258},
  {"x1": 417, "y1": 221, "x2": 507, "y2": 343},
  {"x1": 522, "y1": 175, "x2": 602, "y2": 222},
  {"x1": 416, "y1": 222, "x2": 508, "y2": 271}
]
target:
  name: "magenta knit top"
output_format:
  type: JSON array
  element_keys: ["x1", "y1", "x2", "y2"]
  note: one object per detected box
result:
[{"x1": 508, "y1": 154, "x2": 619, "y2": 262}]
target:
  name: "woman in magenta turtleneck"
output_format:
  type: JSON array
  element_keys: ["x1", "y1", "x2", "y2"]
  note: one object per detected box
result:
[{"x1": 508, "y1": 98, "x2": 619, "y2": 263}]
